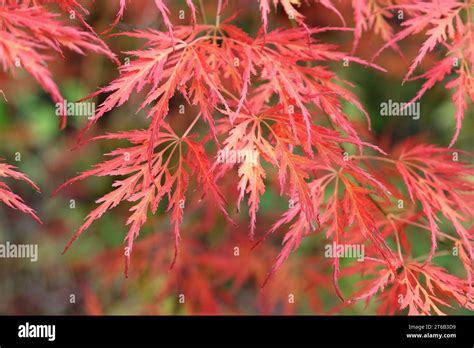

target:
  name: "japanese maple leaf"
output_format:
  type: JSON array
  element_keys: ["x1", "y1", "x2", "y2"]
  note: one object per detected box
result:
[
  {"x1": 373, "y1": 0, "x2": 464, "y2": 80},
  {"x1": 216, "y1": 103, "x2": 361, "y2": 241},
  {"x1": 356, "y1": 139, "x2": 474, "y2": 269},
  {"x1": 347, "y1": 260, "x2": 474, "y2": 315},
  {"x1": 219, "y1": 116, "x2": 267, "y2": 240},
  {"x1": 21, "y1": 0, "x2": 94, "y2": 31},
  {"x1": 251, "y1": 116, "x2": 394, "y2": 288},
  {"x1": 0, "y1": 4, "x2": 117, "y2": 128},
  {"x1": 395, "y1": 144, "x2": 474, "y2": 260},
  {"x1": 55, "y1": 125, "x2": 232, "y2": 275},
  {"x1": 246, "y1": 26, "x2": 385, "y2": 146},
  {"x1": 106, "y1": 0, "x2": 197, "y2": 34},
  {"x1": 0, "y1": 160, "x2": 41, "y2": 224},
  {"x1": 351, "y1": 0, "x2": 403, "y2": 54},
  {"x1": 258, "y1": 0, "x2": 345, "y2": 31},
  {"x1": 81, "y1": 24, "x2": 239, "y2": 143},
  {"x1": 373, "y1": 0, "x2": 473, "y2": 146}
]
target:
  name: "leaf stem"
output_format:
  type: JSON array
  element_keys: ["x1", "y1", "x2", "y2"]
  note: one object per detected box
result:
[
  {"x1": 181, "y1": 113, "x2": 201, "y2": 139},
  {"x1": 390, "y1": 219, "x2": 405, "y2": 264},
  {"x1": 352, "y1": 155, "x2": 397, "y2": 164},
  {"x1": 390, "y1": 215, "x2": 458, "y2": 242},
  {"x1": 215, "y1": 0, "x2": 223, "y2": 27},
  {"x1": 198, "y1": 0, "x2": 207, "y2": 24}
]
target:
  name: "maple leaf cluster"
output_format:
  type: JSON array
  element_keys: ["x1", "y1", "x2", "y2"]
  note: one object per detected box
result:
[{"x1": 0, "y1": 0, "x2": 473, "y2": 315}]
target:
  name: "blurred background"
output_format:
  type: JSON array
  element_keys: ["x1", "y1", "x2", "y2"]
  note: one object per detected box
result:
[{"x1": 0, "y1": 0, "x2": 472, "y2": 315}]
